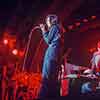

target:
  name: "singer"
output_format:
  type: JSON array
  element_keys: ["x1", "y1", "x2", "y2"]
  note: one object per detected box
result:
[{"x1": 38, "y1": 14, "x2": 63, "y2": 98}]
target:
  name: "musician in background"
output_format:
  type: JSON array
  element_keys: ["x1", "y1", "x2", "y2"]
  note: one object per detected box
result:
[
  {"x1": 81, "y1": 41, "x2": 100, "y2": 94},
  {"x1": 38, "y1": 14, "x2": 63, "y2": 98},
  {"x1": 91, "y1": 41, "x2": 100, "y2": 76}
]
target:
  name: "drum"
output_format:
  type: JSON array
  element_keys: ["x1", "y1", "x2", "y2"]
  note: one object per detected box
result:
[
  {"x1": 68, "y1": 74, "x2": 98, "y2": 96},
  {"x1": 69, "y1": 78, "x2": 81, "y2": 95}
]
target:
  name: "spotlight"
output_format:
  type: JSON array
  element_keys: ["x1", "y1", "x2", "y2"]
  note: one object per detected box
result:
[
  {"x1": 3, "y1": 39, "x2": 8, "y2": 45},
  {"x1": 12, "y1": 49, "x2": 18, "y2": 55}
]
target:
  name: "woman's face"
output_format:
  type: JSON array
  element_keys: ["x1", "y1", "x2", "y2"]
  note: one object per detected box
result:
[{"x1": 46, "y1": 17, "x2": 52, "y2": 28}]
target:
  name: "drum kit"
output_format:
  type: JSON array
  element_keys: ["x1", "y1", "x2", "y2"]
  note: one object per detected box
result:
[
  {"x1": 60, "y1": 48, "x2": 100, "y2": 95},
  {"x1": 63, "y1": 68, "x2": 98, "y2": 79},
  {"x1": 61, "y1": 67, "x2": 100, "y2": 95}
]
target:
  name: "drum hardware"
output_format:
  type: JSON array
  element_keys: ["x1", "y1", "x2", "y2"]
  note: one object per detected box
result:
[
  {"x1": 96, "y1": 86, "x2": 100, "y2": 90},
  {"x1": 62, "y1": 74, "x2": 98, "y2": 80}
]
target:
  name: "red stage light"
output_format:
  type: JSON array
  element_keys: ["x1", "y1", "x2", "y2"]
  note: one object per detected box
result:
[
  {"x1": 83, "y1": 19, "x2": 88, "y2": 23},
  {"x1": 3, "y1": 39, "x2": 8, "y2": 45},
  {"x1": 12, "y1": 49, "x2": 18, "y2": 55},
  {"x1": 19, "y1": 51, "x2": 24, "y2": 57},
  {"x1": 68, "y1": 25, "x2": 74, "y2": 30},
  {"x1": 91, "y1": 16, "x2": 96, "y2": 19},
  {"x1": 75, "y1": 22, "x2": 81, "y2": 26}
]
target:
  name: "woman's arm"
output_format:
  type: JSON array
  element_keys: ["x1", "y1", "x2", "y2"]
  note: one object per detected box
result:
[{"x1": 42, "y1": 25, "x2": 60, "y2": 44}]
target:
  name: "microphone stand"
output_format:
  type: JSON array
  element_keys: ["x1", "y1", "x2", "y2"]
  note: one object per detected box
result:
[{"x1": 22, "y1": 27, "x2": 39, "y2": 71}]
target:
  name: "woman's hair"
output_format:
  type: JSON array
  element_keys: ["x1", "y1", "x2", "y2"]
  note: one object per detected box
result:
[{"x1": 46, "y1": 14, "x2": 59, "y2": 25}]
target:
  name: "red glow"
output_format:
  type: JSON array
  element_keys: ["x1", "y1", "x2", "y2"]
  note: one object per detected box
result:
[
  {"x1": 89, "y1": 48, "x2": 96, "y2": 53},
  {"x1": 68, "y1": 25, "x2": 74, "y2": 30},
  {"x1": 91, "y1": 16, "x2": 96, "y2": 19},
  {"x1": 75, "y1": 22, "x2": 81, "y2": 26},
  {"x1": 3, "y1": 39, "x2": 8, "y2": 45},
  {"x1": 12, "y1": 49, "x2": 18, "y2": 55},
  {"x1": 19, "y1": 51, "x2": 24, "y2": 57},
  {"x1": 83, "y1": 19, "x2": 88, "y2": 23}
]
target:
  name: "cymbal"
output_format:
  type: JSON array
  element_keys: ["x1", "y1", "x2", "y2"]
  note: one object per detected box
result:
[{"x1": 83, "y1": 69, "x2": 93, "y2": 74}]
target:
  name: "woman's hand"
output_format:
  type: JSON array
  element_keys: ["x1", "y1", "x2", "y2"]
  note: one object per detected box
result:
[{"x1": 39, "y1": 24, "x2": 47, "y2": 33}]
